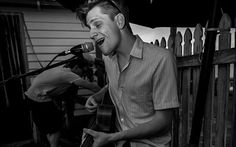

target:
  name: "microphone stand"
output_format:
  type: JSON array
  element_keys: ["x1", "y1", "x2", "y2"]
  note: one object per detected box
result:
[{"x1": 0, "y1": 56, "x2": 79, "y2": 87}]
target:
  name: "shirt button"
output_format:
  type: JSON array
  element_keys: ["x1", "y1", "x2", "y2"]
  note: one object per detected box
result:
[{"x1": 121, "y1": 118, "x2": 124, "y2": 122}]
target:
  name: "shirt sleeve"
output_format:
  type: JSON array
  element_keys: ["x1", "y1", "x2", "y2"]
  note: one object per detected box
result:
[
  {"x1": 62, "y1": 71, "x2": 82, "y2": 84},
  {"x1": 153, "y1": 50, "x2": 180, "y2": 110},
  {"x1": 46, "y1": 71, "x2": 82, "y2": 97}
]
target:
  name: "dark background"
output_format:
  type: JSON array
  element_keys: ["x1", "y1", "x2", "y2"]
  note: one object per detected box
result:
[{"x1": 56, "y1": 0, "x2": 236, "y2": 28}]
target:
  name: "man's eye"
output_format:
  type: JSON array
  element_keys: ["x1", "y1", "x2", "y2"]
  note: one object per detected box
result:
[{"x1": 95, "y1": 23, "x2": 101, "y2": 28}]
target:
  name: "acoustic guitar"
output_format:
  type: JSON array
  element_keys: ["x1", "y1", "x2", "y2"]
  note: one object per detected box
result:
[{"x1": 80, "y1": 90, "x2": 116, "y2": 147}]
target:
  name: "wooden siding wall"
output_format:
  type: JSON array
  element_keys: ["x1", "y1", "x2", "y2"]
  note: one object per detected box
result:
[
  {"x1": 0, "y1": 7, "x2": 91, "y2": 72},
  {"x1": 24, "y1": 9, "x2": 91, "y2": 72}
]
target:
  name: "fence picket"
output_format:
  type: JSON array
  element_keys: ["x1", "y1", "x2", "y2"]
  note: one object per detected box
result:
[
  {"x1": 215, "y1": 13, "x2": 231, "y2": 147},
  {"x1": 233, "y1": 62, "x2": 236, "y2": 147},
  {"x1": 175, "y1": 32, "x2": 182, "y2": 57},
  {"x1": 154, "y1": 39, "x2": 159, "y2": 46},
  {"x1": 193, "y1": 24, "x2": 203, "y2": 54},
  {"x1": 168, "y1": 33, "x2": 174, "y2": 53},
  {"x1": 184, "y1": 28, "x2": 192, "y2": 56},
  {"x1": 181, "y1": 67, "x2": 191, "y2": 147},
  {"x1": 232, "y1": 21, "x2": 236, "y2": 147},
  {"x1": 160, "y1": 37, "x2": 166, "y2": 48}
]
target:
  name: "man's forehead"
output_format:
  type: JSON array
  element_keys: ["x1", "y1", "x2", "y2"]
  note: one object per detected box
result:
[{"x1": 86, "y1": 7, "x2": 104, "y2": 24}]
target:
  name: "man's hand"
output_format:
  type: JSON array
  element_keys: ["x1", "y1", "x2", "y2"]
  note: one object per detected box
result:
[
  {"x1": 83, "y1": 128, "x2": 112, "y2": 147},
  {"x1": 85, "y1": 85, "x2": 108, "y2": 112},
  {"x1": 83, "y1": 52, "x2": 96, "y2": 63},
  {"x1": 85, "y1": 96, "x2": 98, "y2": 112}
]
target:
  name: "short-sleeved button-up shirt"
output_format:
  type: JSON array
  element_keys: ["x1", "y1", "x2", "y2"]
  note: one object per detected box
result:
[{"x1": 103, "y1": 35, "x2": 179, "y2": 147}]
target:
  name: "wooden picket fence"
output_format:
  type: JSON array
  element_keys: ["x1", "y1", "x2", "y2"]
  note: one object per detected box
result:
[{"x1": 154, "y1": 13, "x2": 235, "y2": 147}]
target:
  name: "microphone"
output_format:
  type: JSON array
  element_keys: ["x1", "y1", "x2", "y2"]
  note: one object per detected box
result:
[{"x1": 58, "y1": 42, "x2": 94, "y2": 56}]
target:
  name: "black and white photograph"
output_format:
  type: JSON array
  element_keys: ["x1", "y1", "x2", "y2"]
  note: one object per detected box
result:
[{"x1": 0, "y1": 0, "x2": 235, "y2": 147}]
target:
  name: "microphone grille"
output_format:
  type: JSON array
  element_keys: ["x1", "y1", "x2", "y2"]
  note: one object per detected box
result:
[{"x1": 83, "y1": 42, "x2": 94, "y2": 52}]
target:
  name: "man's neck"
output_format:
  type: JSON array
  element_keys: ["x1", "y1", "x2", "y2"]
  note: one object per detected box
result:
[
  {"x1": 117, "y1": 33, "x2": 136, "y2": 59},
  {"x1": 116, "y1": 33, "x2": 136, "y2": 71}
]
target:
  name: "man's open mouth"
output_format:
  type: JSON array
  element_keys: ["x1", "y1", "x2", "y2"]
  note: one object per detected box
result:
[{"x1": 96, "y1": 38, "x2": 105, "y2": 46}]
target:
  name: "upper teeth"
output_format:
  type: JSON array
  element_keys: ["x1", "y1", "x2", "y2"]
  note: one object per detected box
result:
[{"x1": 97, "y1": 38, "x2": 104, "y2": 45}]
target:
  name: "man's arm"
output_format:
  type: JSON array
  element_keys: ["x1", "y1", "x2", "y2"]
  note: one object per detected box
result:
[
  {"x1": 87, "y1": 84, "x2": 108, "y2": 104},
  {"x1": 90, "y1": 84, "x2": 108, "y2": 102},
  {"x1": 73, "y1": 78, "x2": 101, "y2": 93},
  {"x1": 83, "y1": 109, "x2": 174, "y2": 146},
  {"x1": 84, "y1": 85, "x2": 108, "y2": 112},
  {"x1": 111, "y1": 109, "x2": 173, "y2": 141}
]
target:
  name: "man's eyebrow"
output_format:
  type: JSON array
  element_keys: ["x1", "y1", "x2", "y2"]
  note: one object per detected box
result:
[
  {"x1": 88, "y1": 19, "x2": 95, "y2": 25},
  {"x1": 87, "y1": 17, "x2": 101, "y2": 27}
]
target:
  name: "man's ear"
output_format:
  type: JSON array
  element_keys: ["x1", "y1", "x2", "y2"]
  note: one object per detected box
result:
[{"x1": 115, "y1": 13, "x2": 125, "y2": 29}]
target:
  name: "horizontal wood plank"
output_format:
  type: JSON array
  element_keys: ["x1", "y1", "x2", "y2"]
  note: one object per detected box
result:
[
  {"x1": 28, "y1": 30, "x2": 90, "y2": 38},
  {"x1": 27, "y1": 54, "x2": 74, "y2": 61},
  {"x1": 177, "y1": 48, "x2": 236, "y2": 67},
  {"x1": 26, "y1": 22, "x2": 88, "y2": 31},
  {"x1": 26, "y1": 38, "x2": 92, "y2": 46},
  {"x1": 27, "y1": 46, "x2": 79, "y2": 53}
]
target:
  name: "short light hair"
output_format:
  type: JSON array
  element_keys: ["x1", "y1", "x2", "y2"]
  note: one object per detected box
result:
[{"x1": 76, "y1": 0, "x2": 132, "y2": 32}]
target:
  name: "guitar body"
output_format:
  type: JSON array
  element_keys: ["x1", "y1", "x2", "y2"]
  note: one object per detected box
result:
[{"x1": 80, "y1": 91, "x2": 116, "y2": 147}]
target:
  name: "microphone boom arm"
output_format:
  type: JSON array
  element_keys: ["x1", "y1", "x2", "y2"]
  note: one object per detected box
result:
[{"x1": 0, "y1": 56, "x2": 78, "y2": 86}]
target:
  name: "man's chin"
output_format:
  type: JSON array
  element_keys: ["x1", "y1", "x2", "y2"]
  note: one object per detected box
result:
[
  {"x1": 105, "y1": 51, "x2": 116, "y2": 57},
  {"x1": 101, "y1": 49, "x2": 112, "y2": 56}
]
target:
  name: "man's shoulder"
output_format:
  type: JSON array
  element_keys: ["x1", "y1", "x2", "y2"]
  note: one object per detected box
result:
[{"x1": 143, "y1": 43, "x2": 174, "y2": 60}]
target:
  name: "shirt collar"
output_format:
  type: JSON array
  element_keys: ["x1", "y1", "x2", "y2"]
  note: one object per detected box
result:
[
  {"x1": 130, "y1": 35, "x2": 144, "y2": 59},
  {"x1": 108, "y1": 35, "x2": 144, "y2": 60}
]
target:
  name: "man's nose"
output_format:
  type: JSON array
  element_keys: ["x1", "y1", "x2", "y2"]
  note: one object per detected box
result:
[{"x1": 90, "y1": 30, "x2": 98, "y2": 40}]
